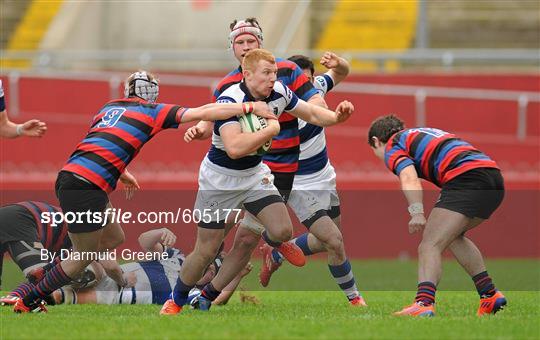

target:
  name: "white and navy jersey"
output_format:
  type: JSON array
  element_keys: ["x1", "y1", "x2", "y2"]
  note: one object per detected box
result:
[
  {"x1": 297, "y1": 74, "x2": 335, "y2": 175},
  {"x1": 207, "y1": 81, "x2": 299, "y2": 171},
  {"x1": 119, "y1": 247, "x2": 185, "y2": 304}
]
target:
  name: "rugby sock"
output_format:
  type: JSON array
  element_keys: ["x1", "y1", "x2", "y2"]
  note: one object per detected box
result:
[
  {"x1": 328, "y1": 259, "x2": 360, "y2": 301},
  {"x1": 11, "y1": 282, "x2": 34, "y2": 298},
  {"x1": 171, "y1": 276, "x2": 193, "y2": 306},
  {"x1": 201, "y1": 283, "x2": 221, "y2": 301},
  {"x1": 43, "y1": 257, "x2": 61, "y2": 272},
  {"x1": 58, "y1": 287, "x2": 77, "y2": 304},
  {"x1": 472, "y1": 271, "x2": 496, "y2": 298},
  {"x1": 415, "y1": 281, "x2": 437, "y2": 306},
  {"x1": 22, "y1": 263, "x2": 72, "y2": 305},
  {"x1": 271, "y1": 233, "x2": 314, "y2": 264},
  {"x1": 262, "y1": 230, "x2": 282, "y2": 248}
]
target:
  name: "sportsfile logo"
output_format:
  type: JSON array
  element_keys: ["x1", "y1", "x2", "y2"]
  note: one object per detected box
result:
[{"x1": 40, "y1": 208, "x2": 242, "y2": 227}]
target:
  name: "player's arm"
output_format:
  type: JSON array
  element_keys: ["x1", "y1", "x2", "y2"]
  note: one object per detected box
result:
[
  {"x1": 138, "y1": 228, "x2": 177, "y2": 253},
  {"x1": 306, "y1": 93, "x2": 328, "y2": 109},
  {"x1": 213, "y1": 262, "x2": 253, "y2": 305},
  {"x1": 320, "y1": 51, "x2": 350, "y2": 85},
  {"x1": 220, "y1": 119, "x2": 280, "y2": 159},
  {"x1": 398, "y1": 165, "x2": 426, "y2": 234},
  {"x1": 97, "y1": 259, "x2": 132, "y2": 287},
  {"x1": 180, "y1": 102, "x2": 275, "y2": 124},
  {"x1": 0, "y1": 80, "x2": 47, "y2": 138},
  {"x1": 184, "y1": 120, "x2": 214, "y2": 142},
  {"x1": 290, "y1": 99, "x2": 353, "y2": 127}
]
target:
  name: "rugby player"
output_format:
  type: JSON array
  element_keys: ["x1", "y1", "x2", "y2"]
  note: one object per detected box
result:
[
  {"x1": 0, "y1": 79, "x2": 47, "y2": 138},
  {"x1": 13, "y1": 70, "x2": 275, "y2": 313},
  {"x1": 368, "y1": 114, "x2": 506, "y2": 317},
  {"x1": 258, "y1": 53, "x2": 366, "y2": 306},
  {"x1": 160, "y1": 49, "x2": 354, "y2": 314},
  {"x1": 47, "y1": 228, "x2": 251, "y2": 306}
]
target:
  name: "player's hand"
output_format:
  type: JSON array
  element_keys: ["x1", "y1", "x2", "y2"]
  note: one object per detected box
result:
[
  {"x1": 160, "y1": 227, "x2": 177, "y2": 247},
  {"x1": 184, "y1": 125, "x2": 206, "y2": 143},
  {"x1": 320, "y1": 51, "x2": 340, "y2": 69},
  {"x1": 335, "y1": 100, "x2": 354, "y2": 123},
  {"x1": 266, "y1": 118, "x2": 281, "y2": 136},
  {"x1": 20, "y1": 119, "x2": 47, "y2": 137},
  {"x1": 240, "y1": 262, "x2": 253, "y2": 278},
  {"x1": 408, "y1": 213, "x2": 426, "y2": 234},
  {"x1": 122, "y1": 271, "x2": 137, "y2": 288},
  {"x1": 251, "y1": 101, "x2": 276, "y2": 120},
  {"x1": 119, "y1": 169, "x2": 140, "y2": 200}
]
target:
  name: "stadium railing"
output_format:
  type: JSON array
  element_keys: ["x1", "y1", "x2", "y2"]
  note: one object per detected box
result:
[{"x1": 3, "y1": 70, "x2": 539, "y2": 140}]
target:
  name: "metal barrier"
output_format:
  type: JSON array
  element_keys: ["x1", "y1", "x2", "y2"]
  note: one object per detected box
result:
[{"x1": 2, "y1": 70, "x2": 539, "y2": 140}]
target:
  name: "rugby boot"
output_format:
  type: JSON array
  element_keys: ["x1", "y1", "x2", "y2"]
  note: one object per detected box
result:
[
  {"x1": 477, "y1": 290, "x2": 507, "y2": 316},
  {"x1": 394, "y1": 301, "x2": 435, "y2": 317},
  {"x1": 159, "y1": 299, "x2": 182, "y2": 315},
  {"x1": 259, "y1": 244, "x2": 282, "y2": 287},
  {"x1": 275, "y1": 241, "x2": 305, "y2": 267}
]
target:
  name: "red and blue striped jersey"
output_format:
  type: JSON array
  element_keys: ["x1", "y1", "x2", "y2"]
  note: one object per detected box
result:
[
  {"x1": 385, "y1": 128, "x2": 499, "y2": 187},
  {"x1": 15, "y1": 201, "x2": 71, "y2": 252},
  {"x1": 213, "y1": 58, "x2": 318, "y2": 173},
  {"x1": 62, "y1": 97, "x2": 186, "y2": 192}
]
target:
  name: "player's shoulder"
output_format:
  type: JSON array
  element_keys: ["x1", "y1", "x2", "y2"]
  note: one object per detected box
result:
[
  {"x1": 275, "y1": 58, "x2": 299, "y2": 70},
  {"x1": 216, "y1": 68, "x2": 243, "y2": 90},
  {"x1": 217, "y1": 83, "x2": 243, "y2": 102}
]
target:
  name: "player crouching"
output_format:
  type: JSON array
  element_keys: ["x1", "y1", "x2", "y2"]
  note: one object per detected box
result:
[{"x1": 368, "y1": 115, "x2": 506, "y2": 317}]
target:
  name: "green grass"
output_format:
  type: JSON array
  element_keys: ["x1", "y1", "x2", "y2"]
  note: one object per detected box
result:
[{"x1": 1, "y1": 259, "x2": 539, "y2": 339}]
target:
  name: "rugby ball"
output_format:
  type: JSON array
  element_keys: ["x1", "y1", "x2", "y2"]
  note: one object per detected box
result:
[{"x1": 238, "y1": 113, "x2": 272, "y2": 155}]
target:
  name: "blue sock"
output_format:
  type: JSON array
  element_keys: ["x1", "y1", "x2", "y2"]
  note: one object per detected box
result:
[
  {"x1": 294, "y1": 233, "x2": 314, "y2": 256},
  {"x1": 171, "y1": 276, "x2": 193, "y2": 306},
  {"x1": 328, "y1": 259, "x2": 360, "y2": 301}
]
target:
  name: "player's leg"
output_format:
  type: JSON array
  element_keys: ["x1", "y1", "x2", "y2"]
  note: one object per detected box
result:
[
  {"x1": 395, "y1": 207, "x2": 469, "y2": 317},
  {"x1": 97, "y1": 202, "x2": 125, "y2": 252},
  {"x1": 198, "y1": 225, "x2": 260, "y2": 307},
  {"x1": 163, "y1": 226, "x2": 224, "y2": 313},
  {"x1": 449, "y1": 218, "x2": 506, "y2": 315}
]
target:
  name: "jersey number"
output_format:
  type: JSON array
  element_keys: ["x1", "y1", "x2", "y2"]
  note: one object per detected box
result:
[
  {"x1": 97, "y1": 108, "x2": 126, "y2": 128},
  {"x1": 409, "y1": 128, "x2": 447, "y2": 138}
]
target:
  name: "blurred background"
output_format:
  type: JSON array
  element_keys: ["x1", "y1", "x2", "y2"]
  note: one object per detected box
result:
[{"x1": 0, "y1": 0, "x2": 538, "y2": 259}]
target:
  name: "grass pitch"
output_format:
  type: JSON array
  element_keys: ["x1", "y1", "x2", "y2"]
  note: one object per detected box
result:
[{"x1": 1, "y1": 259, "x2": 539, "y2": 339}]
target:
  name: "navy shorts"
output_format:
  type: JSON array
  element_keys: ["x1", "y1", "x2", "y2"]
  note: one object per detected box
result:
[
  {"x1": 55, "y1": 171, "x2": 109, "y2": 233},
  {"x1": 435, "y1": 168, "x2": 505, "y2": 219}
]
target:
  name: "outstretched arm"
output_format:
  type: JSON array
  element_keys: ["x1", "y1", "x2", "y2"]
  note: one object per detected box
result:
[
  {"x1": 291, "y1": 100, "x2": 353, "y2": 127},
  {"x1": 180, "y1": 102, "x2": 275, "y2": 124},
  {"x1": 320, "y1": 51, "x2": 350, "y2": 85},
  {"x1": 0, "y1": 80, "x2": 47, "y2": 138}
]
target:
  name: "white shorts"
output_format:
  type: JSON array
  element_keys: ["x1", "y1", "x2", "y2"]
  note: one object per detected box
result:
[
  {"x1": 289, "y1": 162, "x2": 340, "y2": 223},
  {"x1": 194, "y1": 158, "x2": 283, "y2": 226}
]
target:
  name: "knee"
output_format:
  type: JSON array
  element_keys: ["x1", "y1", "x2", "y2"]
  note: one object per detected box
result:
[
  {"x1": 102, "y1": 232, "x2": 125, "y2": 251},
  {"x1": 324, "y1": 231, "x2": 344, "y2": 254},
  {"x1": 273, "y1": 227, "x2": 293, "y2": 243},
  {"x1": 418, "y1": 240, "x2": 442, "y2": 256}
]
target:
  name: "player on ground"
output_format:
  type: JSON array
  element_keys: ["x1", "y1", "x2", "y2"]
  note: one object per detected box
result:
[
  {"x1": 368, "y1": 114, "x2": 506, "y2": 317},
  {"x1": 0, "y1": 201, "x2": 71, "y2": 302},
  {"x1": 161, "y1": 49, "x2": 354, "y2": 314},
  {"x1": 13, "y1": 70, "x2": 275, "y2": 313},
  {"x1": 0, "y1": 79, "x2": 47, "y2": 138},
  {"x1": 258, "y1": 53, "x2": 366, "y2": 306},
  {"x1": 46, "y1": 228, "x2": 251, "y2": 306}
]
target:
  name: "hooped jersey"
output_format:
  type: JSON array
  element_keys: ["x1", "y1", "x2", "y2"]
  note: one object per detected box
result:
[
  {"x1": 209, "y1": 81, "x2": 299, "y2": 171},
  {"x1": 384, "y1": 128, "x2": 499, "y2": 187},
  {"x1": 297, "y1": 74, "x2": 335, "y2": 175}
]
